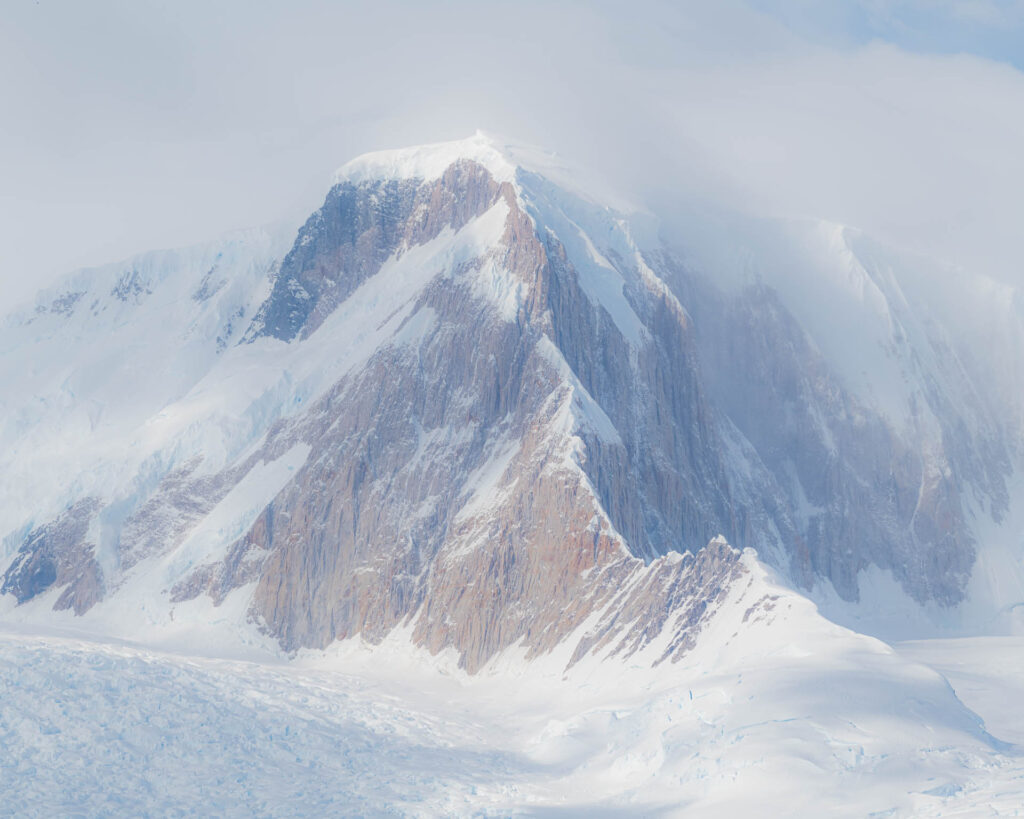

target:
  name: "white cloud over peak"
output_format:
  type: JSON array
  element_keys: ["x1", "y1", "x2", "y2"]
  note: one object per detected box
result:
[{"x1": 1, "y1": 0, "x2": 1022, "y2": 304}]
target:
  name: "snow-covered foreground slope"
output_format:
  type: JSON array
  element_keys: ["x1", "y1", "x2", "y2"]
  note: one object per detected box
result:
[
  {"x1": 2, "y1": 552, "x2": 1022, "y2": 818},
  {"x1": 898, "y1": 636, "x2": 1024, "y2": 747}
]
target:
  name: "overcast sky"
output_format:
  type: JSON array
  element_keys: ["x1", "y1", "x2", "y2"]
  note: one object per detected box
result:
[{"x1": 2, "y1": 0, "x2": 1023, "y2": 306}]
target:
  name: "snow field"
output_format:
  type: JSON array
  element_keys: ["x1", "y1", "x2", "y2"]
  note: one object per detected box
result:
[{"x1": 2, "y1": 553, "x2": 1022, "y2": 817}]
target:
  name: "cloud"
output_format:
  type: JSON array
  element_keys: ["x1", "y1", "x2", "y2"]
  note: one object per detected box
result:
[
  {"x1": 1, "y1": 0, "x2": 1023, "y2": 306},
  {"x1": 641, "y1": 43, "x2": 1024, "y2": 285}
]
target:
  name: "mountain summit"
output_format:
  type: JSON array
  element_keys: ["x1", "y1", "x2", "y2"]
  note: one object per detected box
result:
[
  {"x1": 5, "y1": 134, "x2": 1024, "y2": 813},
  {"x1": 2, "y1": 136, "x2": 1022, "y2": 670}
]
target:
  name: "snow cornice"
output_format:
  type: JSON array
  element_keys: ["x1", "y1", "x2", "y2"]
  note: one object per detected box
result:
[{"x1": 333, "y1": 131, "x2": 519, "y2": 187}]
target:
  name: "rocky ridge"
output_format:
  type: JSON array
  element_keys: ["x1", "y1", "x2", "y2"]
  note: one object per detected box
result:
[{"x1": 1, "y1": 134, "x2": 1019, "y2": 669}]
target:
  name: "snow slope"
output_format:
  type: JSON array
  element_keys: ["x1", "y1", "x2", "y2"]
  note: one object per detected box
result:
[
  {"x1": 1, "y1": 551, "x2": 1021, "y2": 817},
  {"x1": 0, "y1": 225, "x2": 293, "y2": 557},
  {"x1": 898, "y1": 636, "x2": 1024, "y2": 747}
]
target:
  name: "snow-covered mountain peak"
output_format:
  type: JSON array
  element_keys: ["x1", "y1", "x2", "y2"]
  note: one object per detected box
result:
[
  {"x1": 5, "y1": 134, "x2": 1024, "y2": 679},
  {"x1": 6, "y1": 120, "x2": 1024, "y2": 814},
  {"x1": 333, "y1": 131, "x2": 520, "y2": 186},
  {"x1": 331, "y1": 131, "x2": 634, "y2": 214}
]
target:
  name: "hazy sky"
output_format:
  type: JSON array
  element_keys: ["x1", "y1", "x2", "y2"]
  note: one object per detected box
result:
[{"x1": 2, "y1": 0, "x2": 1023, "y2": 306}]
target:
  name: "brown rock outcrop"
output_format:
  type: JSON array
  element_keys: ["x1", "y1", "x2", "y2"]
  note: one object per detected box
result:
[{"x1": 1, "y1": 499, "x2": 104, "y2": 615}]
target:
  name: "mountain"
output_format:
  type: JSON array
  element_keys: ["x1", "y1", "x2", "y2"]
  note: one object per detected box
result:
[
  {"x1": 4, "y1": 133, "x2": 1022, "y2": 658},
  {"x1": 4, "y1": 132, "x2": 1024, "y2": 812}
]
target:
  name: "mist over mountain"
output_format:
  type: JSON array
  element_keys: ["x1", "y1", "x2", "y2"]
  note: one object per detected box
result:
[
  {"x1": 6, "y1": 1, "x2": 1024, "y2": 305},
  {"x1": 3, "y1": 132, "x2": 1024, "y2": 813},
  {"x1": 5, "y1": 1, "x2": 1024, "y2": 814}
]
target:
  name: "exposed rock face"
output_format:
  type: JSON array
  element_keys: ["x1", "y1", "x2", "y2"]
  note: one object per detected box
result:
[
  {"x1": 1, "y1": 499, "x2": 103, "y2": 615},
  {"x1": 2, "y1": 136, "x2": 1014, "y2": 670},
  {"x1": 661, "y1": 253, "x2": 1002, "y2": 606},
  {"x1": 246, "y1": 161, "x2": 507, "y2": 342},
  {"x1": 173, "y1": 158, "x2": 757, "y2": 670},
  {"x1": 565, "y1": 537, "x2": 745, "y2": 667},
  {"x1": 118, "y1": 458, "x2": 228, "y2": 573}
]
